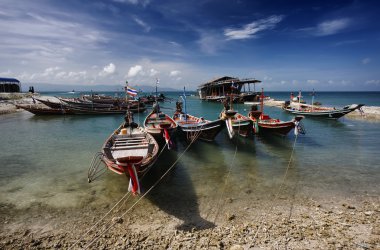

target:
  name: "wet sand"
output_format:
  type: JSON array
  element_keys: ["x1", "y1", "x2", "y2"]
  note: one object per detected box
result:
[{"x1": 1, "y1": 186, "x2": 379, "y2": 249}]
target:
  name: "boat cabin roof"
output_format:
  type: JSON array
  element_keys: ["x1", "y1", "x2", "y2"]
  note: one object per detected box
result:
[{"x1": 198, "y1": 76, "x2": 261, "y2": 89}]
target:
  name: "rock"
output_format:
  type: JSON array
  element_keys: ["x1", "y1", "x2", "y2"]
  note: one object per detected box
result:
[
  {"x1": 364, "y1": 211, "x2": 373, "y2": 216},
  {"x1": 112, "y1": 217, "x2": 123, "y2": 224},
  {"x1": 226, "y1": 213, "x2": 236, "y2": 221},
  {"x1": 230, "y1": 244, "x2": 244, "y2": 250}
]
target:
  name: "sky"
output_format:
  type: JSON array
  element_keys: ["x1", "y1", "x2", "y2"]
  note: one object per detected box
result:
[{"x1": 0, "y1": 0, "x2": 379, "y2": 91}]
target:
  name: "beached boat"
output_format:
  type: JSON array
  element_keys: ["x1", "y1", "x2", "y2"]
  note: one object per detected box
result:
[
  {"x1": 283, "y1": 91, "x2": 365, "y2": 119},
  {"x1": 100, "y1": 112, "x2": 159, "y2": 194},
  {"x1": 249, "y1": 89, "x2": 304, "y2": 136},
  {"x1": 198, "y1": 76, "x2": 262, "y2": 103},
  {"x1": 35, "y1": 97, "x2": 146, "y2": 114},
  {"x1": 16, "y1": 104, "x2": 75, "y2": 115},
  {"x1": 283, "y1": 103, "x2": 364, "y2": 119},
  {"x1": 219, "y1": 95, "x2": 252, "y2": 138},
  {"x1": 172, "y1": 99, "x2": 224, "y2": 142},
  {"x1": 144, "y1": 103, "x2": 177, "y2": 146}
]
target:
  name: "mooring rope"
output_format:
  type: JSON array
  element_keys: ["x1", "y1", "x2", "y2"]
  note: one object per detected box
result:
[
  {"x1": 82, "y1": 124, "x2": 205, "y2": 249},
  {"x1": 251, "y1": 133, "x2": 299, "y2": 245},
  {"x1": 204, "y1": 116, "x2": 240, "y2": 248},
  {"x1": 70, "y1": 127, "x2": 175, "y2": 249}
]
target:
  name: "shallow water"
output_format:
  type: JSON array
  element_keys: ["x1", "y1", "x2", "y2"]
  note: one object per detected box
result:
[{"x1": 0, "y1": 92, "x2": 379, "y2": 215}]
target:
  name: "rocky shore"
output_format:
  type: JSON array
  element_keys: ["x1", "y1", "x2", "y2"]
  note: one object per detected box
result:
[{"x1": 1, "y1": 193, "x2": 379, "y2": 249}]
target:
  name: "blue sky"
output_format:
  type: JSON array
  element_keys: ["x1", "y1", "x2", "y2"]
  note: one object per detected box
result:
[{"x1": 0, "y1": 0, "x2": 379, "y2": 91}]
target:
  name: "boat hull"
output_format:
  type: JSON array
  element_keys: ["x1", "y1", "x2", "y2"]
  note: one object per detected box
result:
[
  {"x1": 101, "y1": 126, "x2": 159, "y2": 177},
  {"x1": 284, "y1": 104, "x2": 364, "y2": 119},
  {"x1": 177, "y1": 118, "x2": 224, "y2": 142},
  {"x1": 257, "y1": 121, "x2": 296, "y2": 136}
]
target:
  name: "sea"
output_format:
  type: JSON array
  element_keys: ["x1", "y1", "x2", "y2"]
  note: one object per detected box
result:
[{"x1": 0, "y1": 91, "x2": 379, "y2": 217}]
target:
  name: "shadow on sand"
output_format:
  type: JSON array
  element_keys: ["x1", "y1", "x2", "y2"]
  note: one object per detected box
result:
[{"x1": 141, "y1": 147, "x2": 215, "y2": 232}]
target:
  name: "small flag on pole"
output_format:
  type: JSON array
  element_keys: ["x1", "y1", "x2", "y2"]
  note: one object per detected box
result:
[{"x1": 125, "y1": 86, "x2": 138, "y2": 96}]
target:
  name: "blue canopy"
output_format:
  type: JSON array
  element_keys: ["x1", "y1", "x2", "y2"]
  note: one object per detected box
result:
[{"x1": 0, "y1": 77, "x2": 20, "y2": 83}]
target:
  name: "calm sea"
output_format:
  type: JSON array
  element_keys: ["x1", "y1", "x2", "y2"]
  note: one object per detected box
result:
[{"x1": 0, "y1": 91, "x2": 379, "y2": 213}]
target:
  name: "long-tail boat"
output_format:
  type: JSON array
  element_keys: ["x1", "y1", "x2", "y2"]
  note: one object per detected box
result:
[
  {"x1": 101, "y1": 111, "x2": 159, "y2": 194},
  {"x1": 283, "y1": 91, "x2": 364, "y2": 119},
  {"x1": 219, "y1": 94, "x2": 252, "y2": 138},
  {"x1": 248, "y1": 89, "x2": 304, "y2": 136},
  {"x1": 144, "y1": 103, "x2": 177, "y2": 146},
  {"x1": 172, "y1": 91, "x2": 224, "y2": 142}
]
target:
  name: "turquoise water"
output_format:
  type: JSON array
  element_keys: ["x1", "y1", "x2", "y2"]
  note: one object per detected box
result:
[{"x1": 0, "y1": 92, "x2": 379, "y2": 212}]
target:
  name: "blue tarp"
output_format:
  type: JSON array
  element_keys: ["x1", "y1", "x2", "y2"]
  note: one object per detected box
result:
[{"x1": 0, "y1": 78, "x2": 20, "y2": 83}]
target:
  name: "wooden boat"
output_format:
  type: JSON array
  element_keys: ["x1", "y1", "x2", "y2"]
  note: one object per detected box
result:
[
  {"x1": 34, "y1": 98, "x2": 63, "y2": 109},
  {"x1": 283, "y1": 103, "x2": 364, "y2": 119},
  {"x1": 16, "y1": 104, "x2": 74, "y2": 115},
  {"x1": 144, "y1": 103, "x2": 177, "y2": 145},
  {"x1": 283, "y1": 90, "x2": 364, "y2": 119},
  {"x1": 249, "y1": 89, "x2": 304, "y2": 136},
  {"x1": 172, "y1": 100, "x2": 224, "y2": 142},
  {"x1": 219, "y1": 95, "x2": 252, "y2": 138},
  {"x1": 34, "y1": 97, "x2": 146, "y2": 114},
  {"x1": 101, "y1": 112, "x2": 159, "y2": 194}
]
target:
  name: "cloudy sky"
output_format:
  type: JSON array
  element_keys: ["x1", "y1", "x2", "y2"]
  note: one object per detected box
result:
[{"x1": 0, "y1": 0, "x2": 379, "y2": 91}]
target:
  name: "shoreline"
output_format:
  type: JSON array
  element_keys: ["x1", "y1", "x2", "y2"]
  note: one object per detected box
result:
[
  {"x1": 1, "y1": 191, "x2": 378, "y2": 249},
  {"x1": 2, "y1": 95, "x2": 380, "y2": 121}
]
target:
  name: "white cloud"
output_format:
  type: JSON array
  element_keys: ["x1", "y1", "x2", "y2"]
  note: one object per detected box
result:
[
  {"x1": 113, "y1": 0, "x2": 151, "y2": 7},
  {"x1": 263, "y1": 75, "x2": 273, "y2": 81},
  {"x1": 169, "y1": 70, "x2": 181, "y2": 77},
  {"x1": 99, "y1": 63, "x2": 116, "y2": 76},
  {"x1": 307, "y1": 80, "x2": 319, "y2": 84},
  {"x1": 224, "y1": 15, "x2": 284, "y2": 40},
  {"x1": 0, "y1": 70, "x2": 13, "y2": 77},
  {"x1": 316, "y1": 18, "x2": 350, "y2": 36},
  {"x1": 149, "y1": 68, "x2": 159, "y2": 76},
  {"x1": 127, "y1": 65, "x2": 143, "y2": 77},
  {"x1": 362, "y1": 58, "x2": 371, "y2": 65},
  {"x1": 42, "y1": 66, "x2": 60, "y2": 77},
  {"x1": 366, "y1": 80, "x2": 380, "y2": 85},
  {"x1": 197, "y1": 32, "x2": 225, "y2": 54},
  {"x1": 133, "y1": 16, "x2": 151, "y2": 32}
]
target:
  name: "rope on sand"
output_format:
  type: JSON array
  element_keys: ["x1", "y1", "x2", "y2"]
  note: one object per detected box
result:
[
  {"x1": 80, "y1": 125, "x2": 205, "y2": 249},
  {"x1": 70, "y1": 130, "x2": 174, "y2": 249},
  {"x1": 251, "y1": 133, "x2": 299, "y2": 245}
]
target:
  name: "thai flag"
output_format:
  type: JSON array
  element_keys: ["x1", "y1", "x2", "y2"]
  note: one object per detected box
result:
[{"x1": 125, "y1": 86, "x2": 138, "y2": 96}]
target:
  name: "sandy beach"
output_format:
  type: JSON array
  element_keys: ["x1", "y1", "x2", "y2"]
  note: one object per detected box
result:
[{"x1": 1, "y1": 188, "x2": 379, "y2": 249}]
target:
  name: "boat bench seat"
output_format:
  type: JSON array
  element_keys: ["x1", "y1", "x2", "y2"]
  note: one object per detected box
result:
[
  {"x1": 113, "y1": 134, "x2": 145, "y2": 139},
  {"x1": 114, "y1": 141, "x2": 148, "y2": 146},
  {"x1": 111, "y1": 144, "x2": 149, "y2": 150}
]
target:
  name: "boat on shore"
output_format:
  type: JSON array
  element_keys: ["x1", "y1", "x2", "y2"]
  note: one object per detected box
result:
[
  {"x1": 283, "y1": 91, "x2": 365, "y2": 119},
  {"x1": 198, "y1": 76, "x2": 261, "y2": 103},
  {"x1": 219, "y1": 95, "x2": 252, "y2": 138},
  {"x1": 16, "y1": 104, "x2": 75, "y2": 115},
  {"x1": 249, "y1": 89, "x2": 304, "y2": 136},
  {"x1": 34, "y1": 97, "x2": 146, "y2": 114},
  {"x1": 144, "y1": 103, "x2": 177, "y2": 146},
  {"x1": 99, "y1": 111, "x2": 159, "y2": 194},
  {"x1": 172, "y1": 96, "x2": 224, "y2": 142}
]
